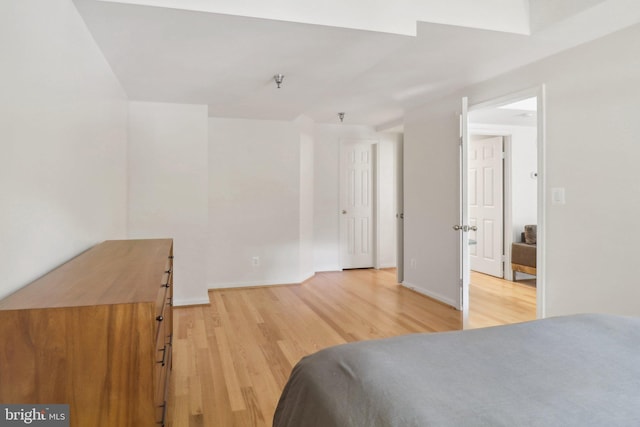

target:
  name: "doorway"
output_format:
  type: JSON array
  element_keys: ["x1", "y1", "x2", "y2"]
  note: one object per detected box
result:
[
  {"x1": 462, "y1": 88, "x2": 545, "y2": 328},
  {"x1": 339, "y1": 140, "x2": 375, "y2": 269},
  {"x1": 338, "y1": 137, "x2": 403, "y2": 276}
]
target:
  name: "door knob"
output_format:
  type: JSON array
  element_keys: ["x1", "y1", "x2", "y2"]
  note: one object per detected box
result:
[
  {"x1": 454, "y1": 225, "x2": 478, "y2": 232},
  {"x1": 342, "y1": 210, "x2": 347, "y2": 214}
]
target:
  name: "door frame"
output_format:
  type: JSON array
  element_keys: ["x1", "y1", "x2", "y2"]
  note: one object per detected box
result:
[
  {"x1": 463, "y1": 85, "x2": 546, "y2": 320},
  {"x1": 396, "y1": 137, "x2": 404, "y2": 283}
]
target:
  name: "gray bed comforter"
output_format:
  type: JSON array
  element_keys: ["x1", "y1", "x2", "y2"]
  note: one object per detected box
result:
[{"x1": 273, "y1": 314, "x2": 640, "y2": 427}]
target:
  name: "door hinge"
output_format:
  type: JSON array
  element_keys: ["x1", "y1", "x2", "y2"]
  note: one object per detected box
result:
[
  {"x1": 501, "y1": 254, "x2": 506, "y2": 262},
  {"x1": 502, "y1": 151, "x2": 505, "y2": 159}
]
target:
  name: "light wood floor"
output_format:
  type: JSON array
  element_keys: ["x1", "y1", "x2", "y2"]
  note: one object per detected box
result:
[
  {"x1": 167, "y1": 268, "x2": 535, "y2": 427},
  {"x1": 468, "y1": 270, "x2": 536, "y2": 329}
]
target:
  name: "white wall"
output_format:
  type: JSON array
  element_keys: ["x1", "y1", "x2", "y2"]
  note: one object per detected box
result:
[
  {"x1": 297, "y1": 119, "x2": 315, "y2": 281},
  {"x1": 404, "y1": 23, "x2": 640, "y2": 316},
  {"x1": 509, "y1": 127, "x2": 538, "y2": 241},
  {"x1": 208, "y1": 118, "x2": 304, "y2": 287},
  {"x1": 313, "y1": 124, "x2": 399, "y2": 272},
  {"x1": 0, "y1": 0, "x2": 128, "y2": 300},
  {"x1": 128, "y1": 101, "x2": 209, "y2": 306},
  {"x1": 207, "y1": 119, "x2": 398, "y2": 287},
  {"x1": 377, "y1": 134, "x2": 400, "y2": 268}
]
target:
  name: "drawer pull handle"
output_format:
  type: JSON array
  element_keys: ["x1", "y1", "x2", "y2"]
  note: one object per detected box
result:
[
  {"x1": 157, "y1": 346, "x2": 167, "y2": 366},
  {"x1": 165, "y1": 270, "x2": 171, "y2": 274},
  {"x1": 162, "y1": 282, "x2": 170, "y2": 288},
  {"x1": 156, "y1": 315, "x2": 164, "y2": 322},
  {"x1": 157, "y1": 401, "x2": 167, "y2": 426}
]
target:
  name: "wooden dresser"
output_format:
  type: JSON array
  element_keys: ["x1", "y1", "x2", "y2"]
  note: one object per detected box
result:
[{"x1": 0, "y1": 239, "x2": 173, "y2": 427}]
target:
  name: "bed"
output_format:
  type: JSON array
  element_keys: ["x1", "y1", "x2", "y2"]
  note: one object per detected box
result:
[{"x1": 273, "y1": 314, "x2": 640, "y2": 427}]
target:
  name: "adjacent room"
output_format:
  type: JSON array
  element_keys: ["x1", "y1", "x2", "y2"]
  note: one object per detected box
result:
[
  {"x1": 466, "y1": 95, "x2": 539, "y2": 328},
  {"x1": 2, "y1": 1, "x2": 640, "y2": 426}
]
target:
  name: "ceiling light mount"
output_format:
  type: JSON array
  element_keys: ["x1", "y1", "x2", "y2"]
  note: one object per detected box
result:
[
  {"x1": 338, "y1": 112, "x2": 345, "y2": 122},
  {"x1": 274, "y1": 74, "x2": 285, "y2": 89}
]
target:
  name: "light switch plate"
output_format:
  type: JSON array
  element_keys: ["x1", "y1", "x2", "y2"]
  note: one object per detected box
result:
[{"x1": 551, "y1": 187, "x2": 565, "y2": 205}]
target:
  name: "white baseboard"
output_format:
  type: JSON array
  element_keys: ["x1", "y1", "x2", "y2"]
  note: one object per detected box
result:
[
  {"x1": 401, "y1": 281, "x2": 459, "y2": 309},
  {"x1": 173, "y1": 297, "x2": 210, "y2": 307},
  {"x1": 209, "y1": 275, "x2": 311, "y2": 290},
  {"x1": 299, "y1": 271, "x2": 316, "y2": 283},
  {"x1": 377, "y1": 263, "x2": 397, "y2": 269}
]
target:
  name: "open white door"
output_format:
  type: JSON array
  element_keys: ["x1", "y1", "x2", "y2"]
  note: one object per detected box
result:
[
  {"x1": 401, "y1": 98, "x2": 469, "y2": 311},
  {"x1": 459, "y1": 97, "x2": 471, "y2": 312}
]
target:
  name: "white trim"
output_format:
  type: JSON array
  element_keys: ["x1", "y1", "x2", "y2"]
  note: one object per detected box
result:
[
  {"x1": 373, "y1": 142, "x2": 380, "y2": 269},
  {"x1": 460, "y1": 97, "x2": 469, "y2": 311},
  {"x1": 396, "y1": 138, "x2": 404, "y2": 284},
  {"x1": 377, "y1": 263, "x2": 397, "y2": 269},
  {"x1": 299, "y1": 272, "x2": 316, "y2": 283},
  {"x1": 173, "y1": 297, "x2": 211, "y2": 307},
  {"x1": 469, "y1": 86, "x2": 542, "y2": 113},
  {"x1": 315, "y1": 266, "x2": 341, "y2": 273},
  {"x1": 536, "y1": 85, "x2": 547, "y2": 319},
  {"x1": 503, "y1": 136, "x2": 513, "y2": 281},
  {"x1": 401, "y1": 281, "x2": 458, "y2": 309},
  {"x1": 208, "y1": 273, "x2": 315, "y2": 289}
]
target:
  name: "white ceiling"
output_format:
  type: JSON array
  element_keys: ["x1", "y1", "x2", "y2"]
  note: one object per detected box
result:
[
  {"x1": 73, "y1": 0, "x2": 640, "y2": 128},
  {"x1": 92, "y1": 0, "x2": 532, "y2": 36}
]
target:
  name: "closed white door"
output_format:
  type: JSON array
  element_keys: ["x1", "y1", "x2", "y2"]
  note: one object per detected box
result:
[
  {"x1": 340, "y1": 141, "x2": 374, "y2": 269},
  {"x1": 469, "y1": 136, "x2": 504, "y2": 277}
]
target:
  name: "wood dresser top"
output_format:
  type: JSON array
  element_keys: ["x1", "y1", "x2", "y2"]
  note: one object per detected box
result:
[{"x1": 0, "y1": 239, "x2": 173, "y2": 310}]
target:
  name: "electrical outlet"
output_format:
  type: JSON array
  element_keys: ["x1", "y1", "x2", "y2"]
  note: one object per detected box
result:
[
  {"x1": 410, "y1": 258, "x2": 416, "y2": 269},
  {"x1": 252, "y1": 256, "x2": 260, "y2": 267}
]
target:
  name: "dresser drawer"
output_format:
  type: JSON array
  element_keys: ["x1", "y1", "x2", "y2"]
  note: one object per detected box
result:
[
  {"x1": 155, "y1": 270, "x2": 171, "y2": 317},
  {"x1": 0, "y1": 239, "x2": 174, "y2": 427},
  {"x1": 154, "y1": 342, "x2": 172, "y2": 425}
]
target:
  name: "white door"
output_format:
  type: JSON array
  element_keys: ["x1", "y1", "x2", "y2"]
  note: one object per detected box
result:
[
  {"x1": 396, "y1": 139, "x2": 404, "y2": 283},
  {"x1": 469, "y1": 136, "x2": 504, "y2": 277},
  {"x1": 405, "y1": 98, "x2": 468, "y2": 311},
  {"x1": 459, "y1": 97, "x2": 470, "y2": 311},
  {"x1": 340, "y1": 141, "x2": 374, "y2": 269}
]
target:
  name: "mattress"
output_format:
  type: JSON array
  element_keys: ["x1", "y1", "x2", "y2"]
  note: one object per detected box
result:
[{"x1": 273, "y1": 314, "x2": 640, "y2": 427}]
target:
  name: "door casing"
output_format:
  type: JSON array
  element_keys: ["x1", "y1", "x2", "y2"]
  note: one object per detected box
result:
[{"x1": 462, "y1": 85, "x2": 546, "y2": 323}]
